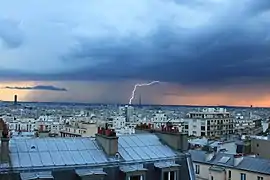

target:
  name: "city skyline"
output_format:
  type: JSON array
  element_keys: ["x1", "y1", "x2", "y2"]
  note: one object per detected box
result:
[
  {"x1": 1, "y1": 80, "x2": 270, "y2": 107},
  {"x1": 0, "y1": 0, "x2": 270, "y2": 106}
]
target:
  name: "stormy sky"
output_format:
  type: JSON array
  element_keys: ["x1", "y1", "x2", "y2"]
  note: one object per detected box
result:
[{"x1": 0, "y1": 0, "x2": 270, "y2": 106}]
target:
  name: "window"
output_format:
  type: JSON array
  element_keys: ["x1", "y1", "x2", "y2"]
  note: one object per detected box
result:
[
  {"x1": 163, "y1": 171, "x2": 176, "y2": 180},
  {"x1": 129, "y1": 175, "x2": 141, "y2": 180},
  {"x1": 195, "y1": 165, "x2": 200, "y2": 174},
  {"x1": 228, "y1": 170, "x2": 231, "y2": 180},
  {"x1": 170, "y1": 171, "x2": 176, "y2": 180},
  {"x1": 257, "y1": 143, "x2": 259, "y2": 147},
  {"x1": 257, "y1": 177, "x2": 263, "y2": 180},
  {"x1": 211, "y1": 176, "x2": 214, "y2": 180},
  {"x1": 164, "y1": 171, "x2": 169, "y2": 180},
  {"x1": 201, "y1": 132, "x2": 205, "y2": 136},
  {"x1": 240, "y1": 173, "x2": 246, "y2": 180}
]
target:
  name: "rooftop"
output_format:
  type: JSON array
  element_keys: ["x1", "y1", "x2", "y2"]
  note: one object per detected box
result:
[
  {"x1": 189, "y1": 150, "x2": 270, "y2": 175},
  {"x1": 3, "y1": 134, "x2": 179, "y2": 172}
]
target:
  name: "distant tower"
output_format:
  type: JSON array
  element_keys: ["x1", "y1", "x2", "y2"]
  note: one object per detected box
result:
[
  {"x1": 14, "y1": 95, "x2": 18, "y2": 106},
  {"x1": 125, "y1": 105, "x2": 129, "y2": 122},
  {"x1": 124, "y1": 105, "x2": 134, "y2": 122}
]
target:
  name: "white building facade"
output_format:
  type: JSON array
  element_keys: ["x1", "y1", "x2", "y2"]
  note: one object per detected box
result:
[{"x1": 183, "y1": 108, "x2": 234, "y2": 137}]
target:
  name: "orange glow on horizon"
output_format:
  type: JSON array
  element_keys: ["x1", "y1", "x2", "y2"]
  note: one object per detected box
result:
[
  {"x1": 0, "y1": 81, "x2": 36, "y2": 101},
  {"x1": 1, "y1": 80, "x2": 270, "y2": 107},
  {"x1": 163, "y1": 91, "x2": 270, "y2": 107}
]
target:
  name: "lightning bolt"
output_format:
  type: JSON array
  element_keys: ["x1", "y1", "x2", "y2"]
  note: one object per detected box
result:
[{"x1": 129, "y1": 81, "x2": 160, "y2": 104}]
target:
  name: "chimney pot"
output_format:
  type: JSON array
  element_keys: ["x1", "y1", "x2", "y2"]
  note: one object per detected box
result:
[{"x1": 1, "y1": 123, "x2": 9, "y2": 162}]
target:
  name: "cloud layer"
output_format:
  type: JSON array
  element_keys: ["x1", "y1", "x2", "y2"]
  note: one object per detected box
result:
[
  {"x1": 0, "y1": 0, "x2": 270, "y2": 88},
  {"x1": 4, "y1": 85, "x2": 67, "y2": 91}
]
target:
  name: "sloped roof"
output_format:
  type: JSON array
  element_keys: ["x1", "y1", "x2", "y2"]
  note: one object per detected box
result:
[
  {"x1": 118, "y1": 134, "x2": 177, "y2": 161},
  {"x1": 8, "y1": 134, "x2": 178, "y2": 170},
  {"x1": 189, "y1": 150, "x2": 270, "y2": 175}
]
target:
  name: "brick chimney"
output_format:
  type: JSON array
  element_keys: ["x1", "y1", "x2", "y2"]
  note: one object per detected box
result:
[
  {"x1": 96, "y1": 123, "x2": 118, "y2": 156},
  {"x1": 1, "y1": 121, "x2": 10, "y2": 163},
  {"x1": 135, "y1": 122, "x2": 188, "y2": 151}
]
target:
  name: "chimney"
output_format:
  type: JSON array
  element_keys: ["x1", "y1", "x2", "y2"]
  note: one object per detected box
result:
[
  {"x1": 0, "y1": 122, "x2": 3, "y2": 138},
  {"x1": 96, "y1": 123, "x2": 118, "y2": 156},
  {"x1": 1, "y1": 122, "x2": 10, "y2": 163},
  {"x1": 203, "y1": 145, "x2": 215, "y2": 161},
  {"x1": 205, "y1": 151, "x2": 215, "y2": 162},
  {"x1": 233, "y1": 154, "x2": 244, "y2": 166},
  {"x1": 135, "y1": 122, "x2": 188, "y2": 151}
]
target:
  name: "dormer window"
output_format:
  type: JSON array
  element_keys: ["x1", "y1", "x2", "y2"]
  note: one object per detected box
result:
[
  {"x1": 154, "y1": 161, "x2": 180, "y2": 180},
  {"x1": 129, "y1": 175, "x2": 142, "y2": 180},
  {"x1": 163, "y1": 171, "x2": 176, "y2": 180},
  {"x1": 120, "y1": 164, "x2": 147, "y2": 180}
]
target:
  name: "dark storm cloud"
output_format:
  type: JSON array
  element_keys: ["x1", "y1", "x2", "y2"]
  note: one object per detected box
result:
[
  {"x1": 0, "y1": 0, "x2": 270, "y2": 88},
  {"x1": 60, "y1": 2, "x2": 270, "y2": 87},
  {"x1": 0, "y1": 19, "x2": 23, "y2": 48},
  {"x1": 4, "y1": 85, "x2": 67, "y2": 91}
]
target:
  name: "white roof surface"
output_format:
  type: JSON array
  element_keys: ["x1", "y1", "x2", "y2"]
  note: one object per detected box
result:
[{"x1": 8, "y1": 134, "x2": 177, "y2": 170}]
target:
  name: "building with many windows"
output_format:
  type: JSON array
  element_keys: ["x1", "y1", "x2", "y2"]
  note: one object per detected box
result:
[
  {"x1": 60, "y1": 121, "x2": 97, "y2": 137},
  {"x1": 183, "y1": 108, "x2": 234, "y2": 137}
]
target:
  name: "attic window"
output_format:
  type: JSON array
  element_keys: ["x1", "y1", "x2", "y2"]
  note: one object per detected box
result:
[
  {"x1": 163, "y1": 171, "x2": 176, "y2": 180},
  {"x1": 31, "y1": 146, "x2": 36, "y2": 149},
  {"x1": 218, "y1": 156, "x2": 230, "y2": 164},
  {"x1": 129, "y1": 175, "x2": 141, "y2": 180}
]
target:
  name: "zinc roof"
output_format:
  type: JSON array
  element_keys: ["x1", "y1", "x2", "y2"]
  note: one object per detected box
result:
[
  {"x1": 8, "y1": 134, "x2": 178, "y2": 170},
  {"x1": 189, "y1": 150, "x2": 270, "y2": 175}
]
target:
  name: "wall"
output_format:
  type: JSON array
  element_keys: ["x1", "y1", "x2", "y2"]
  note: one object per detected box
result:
[
  {"x1": 193, "y1": 163, "x2": 209, "y2": 180},
  {"x1": 183, "y1": 118, "x2": 204, "y2": 137},
  {"x1": 209, "y1": 169, "x2": 225, "y2": 180},
  {"x1": 104, "y1": 166, "x2": 120, "y2": 180},
  {"x1": 144, "y1": 163, "x2": 161, "y2": 180},
  {"x1": 193, "y1": 162, "x2": 270, "y2": 180},
  {"x1": 251, "y1": 138, "x2": 270, "y2": 159},
  {"x1": 53, "y1": 170, "x2": 77, "y2": 180},
  {"x1": 227, "y1": 168, "x2": 270, "y2": 180}
]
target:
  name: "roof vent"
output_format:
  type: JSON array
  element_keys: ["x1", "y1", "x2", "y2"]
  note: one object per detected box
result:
[{"x1": 115, "y1": 152, "x2": 121, "y2": 159}]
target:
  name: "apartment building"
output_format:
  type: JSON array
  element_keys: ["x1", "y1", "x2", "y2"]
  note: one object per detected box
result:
[
  {"x1": 0, "y1": 120, "x2": 196, "y2": 180},
  {"x1": 234, "y1": 118, "x2": 263, "y2": 135},
  {"x1": 7, "y1": 118, "x2": 36, "y2": 132},
  {"x1": 112, "y1": 116, "x2": 126, "y2": 129},
  {"x1": 60, "y1": 121, "x2": 97, "y2": 137},
  {"x1": 183, "y1": 108, "x2": 234, "y2": 137},
  {"x1": 190, "y1": 149, "x2": 270, "y2": 180}
]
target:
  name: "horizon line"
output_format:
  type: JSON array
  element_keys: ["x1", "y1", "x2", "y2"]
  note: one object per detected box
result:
[{"x1": 0, "y1": 100, "x2": 263, "y2": 108}]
